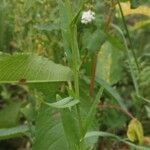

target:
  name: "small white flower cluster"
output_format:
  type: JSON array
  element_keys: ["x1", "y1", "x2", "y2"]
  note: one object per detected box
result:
[{"x1": 81, "y1": 10, "x2": 95, "y2": 24}]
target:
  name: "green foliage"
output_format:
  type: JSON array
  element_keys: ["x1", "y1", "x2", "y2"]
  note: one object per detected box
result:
[
  {"x1": 58, "y1": 0, "x2": 72, "y2": 63},
  {"x1": 44, "y1": 97, "x2": 79, "y2": 108},
  {"x1": 96, "y1": 41, "x2": 123, "y2": 84},
  {"x1": 60, "y1": 108, "x2": 80, "y2": 150},
  {"x1": 33, "y1": 105, "x2": 69, "y2": 150},
  {"x1": 81, "y1": 28, "x2": 106, "y2": 54},
  {"x1": 84, "y1": 131, "x2": 150, "y2": 150},
  {"x1": 96, "y1": 78, "x2": 127, "y2": 110},
  {"x1": 0, "y1": 0, "x2": 150, "y2": 149},
  {"x1": 0, "y1": 102, "x2": 21, "y2": 128},
  {"x1": 0, "y1": 53, "x2": 72, "y2": 83},
  {"x1": 0, "y1": 125, "x2": 29, "y2": 140}
]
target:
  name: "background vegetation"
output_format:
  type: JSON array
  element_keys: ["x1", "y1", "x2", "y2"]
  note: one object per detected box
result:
[{"x1": 0, "y1": 0, "x2": 150, "y2": 150}]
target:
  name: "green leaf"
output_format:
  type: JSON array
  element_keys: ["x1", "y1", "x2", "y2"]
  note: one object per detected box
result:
[
  {"x1": 85, "y1": 131, "x2": 120, "y2": 139},
  {"x1": 83, "y1": 87, "x2": 104, "y2": 135},
  {"x1": 0, "y1": 1, "x2": 13, "y2": 51},
  {"x1": 82, "y1": 29, "x2": 106, "y2": 54},
  {"x1": 44, "y1": 97, "x2": 79, "y2": 108},
  {"x1": 84, "y1": 131, "x2": 150, "y2": 150},
  {"x1": 127, "y1": 118, "x2": 144, "y2": 144},
  {"x1": 32, "y1": 78, "x2": 70, "y2": 150},
  {"x1": 60, "y1": 108, "x2": 80, "y2": 150},
  {"x1": 33, "y1": 105, "x2": 69, "y2": 150},
  {"x1": 0, "y1": 125, "x2": 29, "y2": 140},
  {"x1": 96, "y1": 41, "x2": 123, "y2": 84},
  {"x1": 58, "y1": 0, "x2": 72, "y2": 62},
  {"x1": 0, "y1": 102, "x2": 21, "y2": 128},
  {"x1": 96, "y1": 77, "x2": 127, "y2": 110},
  {"x1": 0, "y1": 53, "x2": 72, "y2": 84}
]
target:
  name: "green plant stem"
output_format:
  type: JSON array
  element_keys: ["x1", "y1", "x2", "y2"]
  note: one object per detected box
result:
[
  {"x1": 116, "y1": 0, "x2": 140, "y2": 72},
  {"x1": 66, "y1": 1, "x2": 84, "y2": 149},
  {"x1": 70, "y1": 24, "x2": 84, "y2": 150}
]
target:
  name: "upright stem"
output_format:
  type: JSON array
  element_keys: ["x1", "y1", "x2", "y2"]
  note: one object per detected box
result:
[
  {"x1": 70, "y1": 24, "x2": 84, "y2": 149},
  {"x1": 116, "y1": 0, "x2": 140, "y2": 72},
  {"x1": 66, "y1": 1, "x2": 84, "y2": 149}
]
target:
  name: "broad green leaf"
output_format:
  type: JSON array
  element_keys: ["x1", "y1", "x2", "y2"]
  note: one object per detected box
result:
[
  {"x1": 96, "y1": 41, "x2": 123, "y2": 85},
  {"x1": 41, "y1": 96, "x2": 80, "y2": 149},
  {"x1": 84, "y1": 131, "x2": 150, "y2": 150},
  {"x1": 32, "y1": 78, "x2": 70, "y2": 150},
  {"x1": 0, "y1": 53, "x2": 72, "y2": 83},
  {"x1": 60, "y1": 108, "x2": 80, "y2": 150},
  {"x1": 29, "y1": 82, "x2": 59, "y2": 99},
  {"x1": 0, "y1": 125, "x2": 29, "y2": 140},
  {"x1": 0, "y1": 102, "x2": 21, "y2": 128},
  {"x1": 127, "y1": 118, "x2": 144, "y2": 144},
  {"x1": 44, "y1": 97, "x2": 79, "y2": 108},
  {"x1": 33, "y1": 105, "x2": 69, "y2": 150}
]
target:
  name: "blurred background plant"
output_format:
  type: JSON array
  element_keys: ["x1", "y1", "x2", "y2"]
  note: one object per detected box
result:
[{"x1": 0, "y1": 0, "x2": 150, "y2": 149}]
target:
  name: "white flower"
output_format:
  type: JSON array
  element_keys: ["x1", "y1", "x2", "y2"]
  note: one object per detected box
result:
[{"x1": 81, "y1": 10, "x2": 95, "y2": 24}]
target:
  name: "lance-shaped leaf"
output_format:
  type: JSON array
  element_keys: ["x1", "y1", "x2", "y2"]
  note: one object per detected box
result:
[
  {"x1": 0, "y1": 125, "x2": 29, "y2": 140},
  {"x1": 84, "y1": 131, "x2": 149, "y2": 150},
  {"x1": 0, "y1": 53, "x2": 73, "y2": 83},
  {"x1": 44, "y1": 97, "x2": 79, "y2": 108}
]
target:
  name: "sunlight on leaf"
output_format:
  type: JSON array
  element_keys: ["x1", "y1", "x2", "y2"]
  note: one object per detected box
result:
[
  {"x1": 96, "y1": 42, "x2": 122, "y2": 84},
  {"x1": 116, "y1": 2, "x2": 150, "y2": 17},
  {"x1": 131, "y1": 19, "x2": 150, "y2": 31},
  {"x1": 127, "y1": 118, "x2": 144, "y2": 144}
]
